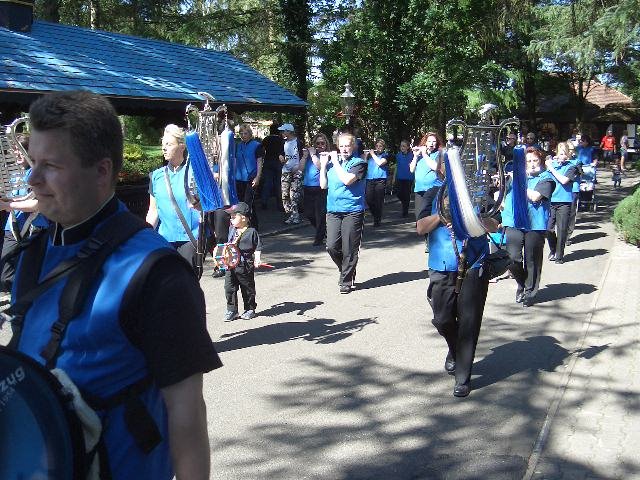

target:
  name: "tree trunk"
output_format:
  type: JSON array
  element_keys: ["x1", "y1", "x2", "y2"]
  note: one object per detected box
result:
[{"x1": 90, "y1": 0, "x2": 100, "y2": 29}]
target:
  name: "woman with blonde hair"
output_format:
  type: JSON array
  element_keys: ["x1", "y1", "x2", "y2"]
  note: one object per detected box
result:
[
  {"x1": 146, "y1": 124, "x2": 200, "y2": 267},
  {"x1": 320, "y1": 132, "x2": 368, "y2": 293},
  {"x1": 545, "y1": 141, "x2": 579, "y2": 264}
]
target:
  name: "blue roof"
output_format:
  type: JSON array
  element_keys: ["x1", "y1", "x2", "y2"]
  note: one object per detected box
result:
[{"x1": 0, "y1": 20, "x2": 307, "y2": 110}]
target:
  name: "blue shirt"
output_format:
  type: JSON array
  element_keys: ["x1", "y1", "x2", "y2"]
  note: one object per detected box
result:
[
  {"x1": 366, "y1": 152, "x2": 389, "y2": 180},
  {"x1": 395, "y1": 151, "x2": 414, "y2": 181},
  {"x1": 149, "y1": 165, "x2": 200, "y2": 242},
  {"x1": 235, "y1": 139, "x2": 261, "y2": 181},
  {"x1": 303, "y1": 156, "x2": 321, "y2": 187},
  {"x1": 414, "y1": 151, "x2": 442, "y2": 192},
  {"x1": 326, "y1": 156, "x2": 367, "y2": 213}
]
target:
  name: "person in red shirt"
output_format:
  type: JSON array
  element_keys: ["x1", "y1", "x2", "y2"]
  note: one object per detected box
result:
[{"x1": 599, "y1": 129, "x2": 616, "y2": 167}]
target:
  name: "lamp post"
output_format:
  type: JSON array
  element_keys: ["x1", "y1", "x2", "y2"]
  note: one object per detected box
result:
[{"x1": 340, "y1": 82, "x2": 355, "y2": 128}]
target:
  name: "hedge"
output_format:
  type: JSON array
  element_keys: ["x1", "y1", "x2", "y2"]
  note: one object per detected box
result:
[
  {"x1": 119, "y1": 143, "x2": 163, "y2": 183},
  {"x1": 613, "y1": 185, "x2": 640, "y2": 246}
]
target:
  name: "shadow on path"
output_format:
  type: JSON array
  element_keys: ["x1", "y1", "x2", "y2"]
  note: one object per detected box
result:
[
  {"x1": 357, "y1": 270, "x2": 428, "y2": 290},
  {"x1": 569, "y1": 231, "x2": 608, "y2": 244},
  {"x1": 534, "y1": 283, "x2": 597, "y2": 303},
  {"x1": 216, "y1": 317, "x2": 378, "y2": 352},
  {"x1": 472, "y1": 336, "x2": 571, "y2": 390},
  {"x1": 258, "y1": 301, "x2": 324, "y2": 317},
  {"x1": 562, "y1": 248, "x2": 608, "y2": 262}
]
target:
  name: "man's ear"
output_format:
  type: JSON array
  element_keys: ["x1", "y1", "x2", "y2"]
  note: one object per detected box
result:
[{"x1": 96, "y1": 157, "x2": 114, "y2": 187}]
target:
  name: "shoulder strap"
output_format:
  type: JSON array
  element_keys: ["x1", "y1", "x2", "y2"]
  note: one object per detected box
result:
[
  {"x1": 163, "y1": 166, "x2": 198, "y2": 247},
  {"x1": 39, "y1": 211, "x2": 150, "y2": 368}
]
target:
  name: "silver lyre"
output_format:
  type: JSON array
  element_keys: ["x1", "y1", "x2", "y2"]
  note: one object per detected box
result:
[
  {"x1": 186, "y1": 93, "x2": 234, "y2": 206},
  {"x1": 440, "y1": 104, "x2": 519, "y2": 237},
  {"x1": 0, "y1": 117, "x2": 33, "y2": 201}
]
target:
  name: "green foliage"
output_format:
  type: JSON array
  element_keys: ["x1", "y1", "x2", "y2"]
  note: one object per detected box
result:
[
  {"x1": 119, "y1": 142, "x2": 163, "y2": 183},
  {"x1": 613, "y1": 186, "x2": 640, "y2": 246},
  {"x1": 121, "y1": 116, "x2": 161, "y2": 145}
]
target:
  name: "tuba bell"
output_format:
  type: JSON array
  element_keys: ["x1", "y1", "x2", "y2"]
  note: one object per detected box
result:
[
  {"x1": 0, "y1": 117, "x2": 33, "y2": 201},
  {"x1": 185, "y1": 93, "x2": 237, "y2": 207}
]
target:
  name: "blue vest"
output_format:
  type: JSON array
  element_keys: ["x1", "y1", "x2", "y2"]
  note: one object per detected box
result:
[
  {"x1": 235, "y1": 140, "x2": 260, "y2": 181},
  {"x1": 427, "y1": 195, "x2": 487, "y2": 271},
  {"x1": 550, "y1": 161, "x2": 574, "y2": 203},
  {"x1": 576, "y1": 145, "x2": 595, "y2": 165},
  {"x1": 526, "y1": 173, "x2": 552, "y2": 231},
  {"x1": 15, "y1": 210, "x2": 176, "y2": 480},
  {"x1": 326, "y1": 156, "x2": 367, "y2": 213},
  {"x1": 414, "y1": 151, "x2": 441, "y2": 192},
  {"x1": 395, "y1": 151, "x2": 414, "y2": 181},
  {"x1": 150, "y1": 165, "x2": 199, "y2": 242},
  {"x1": 303, "y1": 156, "x2": 321, "y2": 187},
  {"x1": 366, "y1": 152, "x2": 388, "y2": 180}
]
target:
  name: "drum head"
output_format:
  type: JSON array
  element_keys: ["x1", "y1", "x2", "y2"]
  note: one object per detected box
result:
[{"x1": 0, "y1": 346, "x2": 86, "y2": 480}]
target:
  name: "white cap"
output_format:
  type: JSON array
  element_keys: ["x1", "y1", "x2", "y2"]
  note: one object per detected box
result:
[{"x1": 277, "y1": 123, "x2": 295, "y2": 132}]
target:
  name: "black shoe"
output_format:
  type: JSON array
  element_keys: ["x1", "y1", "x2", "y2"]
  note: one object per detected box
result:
[
  {"x1": 555, "y1": 257, "x2": 564, "y2": 264},
  {"x1": 516, "y1": 287, "x2": 525, "y2": 303},
  {"x1": 548, "y1": 253, "x2": 556, "y2": 261},
  {"x1": 566, "y1": 239, "x2": 572, "y2": 246},
  {"x1": 522, "y1": 294, "x2": 534, "y2": 307},
  {"x1": 339, "y1": 284, "x2": 351, "y2": 294},
  {"x1": 444, "y1": 353, "x2": 456, "y2": 375},
  {"x1": 212, "y1": 268, "x2": 225, "y2": 278},
  {"x1": 453, "y1": 383, "x2": 470, "y2": 397}
]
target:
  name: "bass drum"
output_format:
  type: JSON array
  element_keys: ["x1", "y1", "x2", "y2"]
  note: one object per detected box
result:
[{"x1": 0, "y1": 345, "x2": 87, "y2": 480}]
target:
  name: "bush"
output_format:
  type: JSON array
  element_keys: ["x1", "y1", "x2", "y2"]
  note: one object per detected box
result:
[
  {"x1": 613, "y1": 186, "x2": 640, "y2": 246},
  {"x1": 119, "y1": 143, "x2": 163, "y2": 183}
]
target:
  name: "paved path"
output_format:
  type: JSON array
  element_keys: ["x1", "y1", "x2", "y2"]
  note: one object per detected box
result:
[{"x1": 199, "y1": 170, "x2": 639, "y2": 479}]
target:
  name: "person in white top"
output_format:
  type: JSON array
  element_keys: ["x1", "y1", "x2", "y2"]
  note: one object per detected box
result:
[{"x1": 278, "y1": 123, "x2": 307, "y2": 224}]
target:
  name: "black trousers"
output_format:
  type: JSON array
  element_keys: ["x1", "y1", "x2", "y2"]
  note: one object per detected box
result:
[
  {"x1": 414, "y1": 190, "x2": 430, "y2": 221},
  {"x1": 171, "y1": 241, "x2": 197, "y2": 269},
  {"x1": 365, "y1": 179, "x2": 386, "y2": 224},
  {"x1": 303, "y1": 186, "x2": 327, "y2": 243},
  {"x1": 224, "y1": 263, "x2": 256, "y2": 312},
  {"x1": 396, "y1": 179, "x2": 413, "y2": 216},
  {"x1": 207, "y1": 208, "x2": 231, "y2": 246},
  {"x1": 567, "y1": 193, "x2": 578, "y2": 239},
  {"x1": 236, "y1": 180, "x2": 259, "y2": 230},
  {"x1": 505, "y1": 227, "x2": 546, "y2": 296},
  {"x1": 428, "y1": 268, "x2": 489, "y2": 386},
  {"x1": 547, "y1": 202, "x2": 571, "y2": 260},
  {"x1": 326, "y1": 211, "x2": 364, "y2": 286}
]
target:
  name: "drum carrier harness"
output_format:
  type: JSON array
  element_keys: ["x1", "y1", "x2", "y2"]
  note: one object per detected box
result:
[{"x1": 3, "y1": 211, "x2": 168, "y2": 478}]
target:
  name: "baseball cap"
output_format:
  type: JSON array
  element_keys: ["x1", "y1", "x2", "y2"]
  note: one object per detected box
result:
[
  {"x1": 226, "y1": 202, "x2": 251, "y2": 216},
  {"x1": 277, "y1": 123, "x2": 295, "y2": 132}
]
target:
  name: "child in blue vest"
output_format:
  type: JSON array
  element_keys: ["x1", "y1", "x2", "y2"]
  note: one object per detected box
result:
[
  {"x1": 364, "y1": 138, "x2": 389, "y2": 227},
  {"x1": 223, "y1": 202, "x2": 263, "y2": 320},
  {"x1": 394, "y1": 140, "x2": 415, "y2": 217}
]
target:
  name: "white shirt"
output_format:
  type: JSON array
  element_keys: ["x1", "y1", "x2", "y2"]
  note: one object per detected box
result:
[{"x1": 282, "y1": 138, "x2": 300, "y2": 173}]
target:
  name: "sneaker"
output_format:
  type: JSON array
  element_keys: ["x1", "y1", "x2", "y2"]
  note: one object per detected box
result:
[
  {"x1": 284, "y1": 215, "x2": 294, "y2": 224},
  {"x1": 212, "y1": 268, "x2": 225, "y2": 278},
  {"x1": 290, "y1": 213, "x2": 301, "y2": 224},
  {"x1": 548, "y1": 252, "x2": 556, "y2": 261},
  {"x1": 224, "y1": 310, "x2": 238, "y2": 321},
  {"x1": 240, "y1": 310, "x2": 256, "y2": 320},
  {"x1": 339, "y1": 284, "x2": 351, "y2": 294}
]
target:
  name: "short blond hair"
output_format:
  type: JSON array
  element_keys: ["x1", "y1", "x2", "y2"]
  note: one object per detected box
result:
[
  {"x1": 164, "y1": 124, "x2": 185, "y2": 144},
  {"x1": 338, "y1": 133, "x2": 356, "y2": 148}
]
